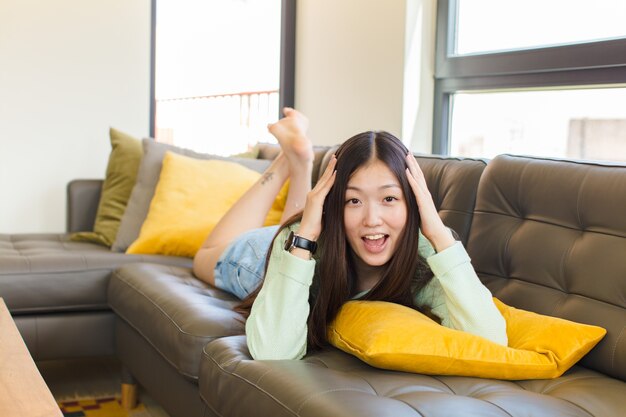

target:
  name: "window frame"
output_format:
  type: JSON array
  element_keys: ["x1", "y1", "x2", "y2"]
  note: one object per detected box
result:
[
  {"x1": 148, "y1": 0, "x2": 296, "y2": 137},
  {"x1": 433, "y1": 0, "x2": 626, "y2": 154}
]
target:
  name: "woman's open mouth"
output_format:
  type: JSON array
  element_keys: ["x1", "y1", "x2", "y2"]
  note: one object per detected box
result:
[{"x1": 361, "y1": 234, "x2": 389, "y2": 254}]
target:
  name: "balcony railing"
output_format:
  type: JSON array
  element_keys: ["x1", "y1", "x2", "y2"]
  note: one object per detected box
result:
[{"x1": 155, "y1": 89, "x2": 280, "y2": 156}]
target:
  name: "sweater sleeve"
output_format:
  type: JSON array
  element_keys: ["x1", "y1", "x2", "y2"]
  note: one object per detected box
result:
[
  {"x1": 246, "y1": 224, "x2": 316, "y2": 360},
  {"x1": 414, "y1": 236, "x2": 508, "y2": 346}
]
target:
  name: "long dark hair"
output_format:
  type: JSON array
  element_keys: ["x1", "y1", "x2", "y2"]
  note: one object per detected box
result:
[{"x1": 236, "y1": 131, "x2": 435, "y2": 350}]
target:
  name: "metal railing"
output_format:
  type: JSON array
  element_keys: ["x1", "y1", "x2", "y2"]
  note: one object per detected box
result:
[{"x1": 155, "y1": 89, "x2": 279, "y2": 155}]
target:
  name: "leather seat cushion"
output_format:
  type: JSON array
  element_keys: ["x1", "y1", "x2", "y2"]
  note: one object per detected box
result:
[
  {"x1": 200, "y1": 335, "x2": 626, "y2": 417},
  {"x1": 108, "y1": 263, "x2": 245, "y2": 380},
  {"x1": 0, "y1": 233, "x2": 191, "y2": 313}
]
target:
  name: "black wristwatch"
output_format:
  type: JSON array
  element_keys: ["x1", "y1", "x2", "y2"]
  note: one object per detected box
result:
[{"x1": 284, "y1": 231, "x2": 317, "y2": 255}]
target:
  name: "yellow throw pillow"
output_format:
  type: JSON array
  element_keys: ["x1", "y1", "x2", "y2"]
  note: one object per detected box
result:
[
  {"x1": 328, "y1": 298, "x2": 606, "y2": 380},
  {"x1": 127, "y1": 152, "x2": 288, "y2": 258}
]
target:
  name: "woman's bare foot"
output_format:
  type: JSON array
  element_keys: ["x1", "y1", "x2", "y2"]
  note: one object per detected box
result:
[
  {"x1": 267, "y1": 107, "x2": 314, "y2": 166},
  {"x1": 268, "y1": 108, "x2": 315, "y2": 221}
]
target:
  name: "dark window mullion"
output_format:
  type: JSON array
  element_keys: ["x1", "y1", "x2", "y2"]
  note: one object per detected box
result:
[
  {"x1": 434, "y1": 0, "x2": 451, "y2": 78},
  {"x1": 439, "y1": 38, "x2": 626, "y2": 79},
  {"x1": 279, "y1": 0, "x2": 296, "y2": 114},
  {"x1": 439, "y1": 66, "x2": 626, "y2": 93},
  {"x1": 433, "y1": 0, "x2": 454, "y2": 153},
  {"x1": 432, "y1": 82, "x2": 451, "y2": 155}
]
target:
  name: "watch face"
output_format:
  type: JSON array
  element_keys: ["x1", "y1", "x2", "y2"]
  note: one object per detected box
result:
[
  {"x1": 284, "y1": 231, "x2": 295, "y2": 252},
  {"x1": 283, "y1": 230, "x2": 316, "y2": 254}
]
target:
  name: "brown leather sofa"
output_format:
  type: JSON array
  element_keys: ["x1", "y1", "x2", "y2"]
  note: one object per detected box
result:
[
  {"x1": 1, "y1": 145, "x2": 625, "y2": 417},
  {"x1": 0, "y1": 183, "x2": 191, "y2": 361}
]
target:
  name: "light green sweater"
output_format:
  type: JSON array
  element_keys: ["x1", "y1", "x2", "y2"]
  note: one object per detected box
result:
[{"x1": 246, "y1": 223, "x2": 508, "y2": 360}]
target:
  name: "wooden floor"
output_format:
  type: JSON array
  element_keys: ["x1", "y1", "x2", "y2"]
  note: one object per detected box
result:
[{"x1": 37, "y1": 356, "x2": 170, "y2": 417}]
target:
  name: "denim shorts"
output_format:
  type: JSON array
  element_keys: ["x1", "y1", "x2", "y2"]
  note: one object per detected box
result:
[{"x1": 213, "y1": 225, "x2": 280, "y2": 300}]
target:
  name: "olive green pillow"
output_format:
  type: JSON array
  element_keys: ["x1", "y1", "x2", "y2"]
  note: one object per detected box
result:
[{"x1": 70, "y1": 128, "x2": 142, "y2": 247}]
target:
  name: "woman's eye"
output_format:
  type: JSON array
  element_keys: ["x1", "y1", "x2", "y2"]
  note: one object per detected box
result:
[
  {"x1": 384, "y1": 196, "x2": 397, "y2": 203},
  {"x1": 346, "y1": 198, "x2": 360, "y2": 205}
]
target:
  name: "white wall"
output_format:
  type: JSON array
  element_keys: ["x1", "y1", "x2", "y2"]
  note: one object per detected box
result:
[
  {"x1": 295, "y1": 0, "x2": 406, "y2": 146},
  {"x1": 0, "y1": 0, "x2": 151, "y2": 233},
  {"x1": 294, "y1": 0, "x2": 436, "y2": 151}
]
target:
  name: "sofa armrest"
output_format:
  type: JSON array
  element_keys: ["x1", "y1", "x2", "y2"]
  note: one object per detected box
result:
[
  {"x1": 66, "y1": 179, "x2": 103, "y2": 233},
  {"x1": 202, "y1": 335, "x2": 251, "y2": 373}
]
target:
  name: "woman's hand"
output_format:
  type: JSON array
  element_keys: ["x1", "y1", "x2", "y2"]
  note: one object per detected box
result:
[
  {"x1": 405, "y1": 152, "x2": 455, "y2": 252},
  {"x1": 296, "y1": 155, "x2": 337, "y2": 242}
]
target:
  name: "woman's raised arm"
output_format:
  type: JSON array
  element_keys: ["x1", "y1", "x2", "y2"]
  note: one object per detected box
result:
[{"x1": 246, "y1": 157, "x2": 337, "y2": 359}]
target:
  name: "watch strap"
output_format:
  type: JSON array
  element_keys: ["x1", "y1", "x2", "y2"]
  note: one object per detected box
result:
[{"x1": 284, "y1": 231, "x2": 318, "y2": 255}]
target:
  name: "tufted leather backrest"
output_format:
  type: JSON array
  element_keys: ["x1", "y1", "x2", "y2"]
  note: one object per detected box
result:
[
  {"x1": 467, "y1": 154, "x2": 626, "y2": 381},
  {"x1": 413, "y1": 155, "x2": 486, "y2": 245}
]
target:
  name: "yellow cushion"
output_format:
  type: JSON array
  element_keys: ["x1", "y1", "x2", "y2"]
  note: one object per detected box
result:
[
  {"x1": 328, "y1": 298, "x2": 606, "y2": 380},
  {"x1": 127, "y1": 151, "x2": 288, "y2": 258}
]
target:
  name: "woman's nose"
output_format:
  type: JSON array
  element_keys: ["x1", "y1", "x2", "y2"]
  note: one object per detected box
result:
[{"x1": 363, "y1": 205, "x2": 383, "y2": 227}]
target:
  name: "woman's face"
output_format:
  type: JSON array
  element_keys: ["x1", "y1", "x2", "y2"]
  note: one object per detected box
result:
[{"x1": 343, "y1": 159, "x2": 408, "y2": 267}]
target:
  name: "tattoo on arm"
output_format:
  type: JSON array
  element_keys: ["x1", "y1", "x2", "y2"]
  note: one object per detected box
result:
[{"x1": 261, "y1": 172, "x2": 275, "y2": 185}]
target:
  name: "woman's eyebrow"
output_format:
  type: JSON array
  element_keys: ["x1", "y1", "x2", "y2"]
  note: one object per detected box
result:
[{"x1": 346, "y1": 184, "x2": 401, "y2": 191}]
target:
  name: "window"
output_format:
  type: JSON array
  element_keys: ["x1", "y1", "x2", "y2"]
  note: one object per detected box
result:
[
  {"x1": 455, "y1": 0, "x2": 626, "y2": 55},
  {"x1": 150, "y1": 0, "x2": 295, "y2": 156},
  {"x1": 434, "y1": 0, "x2": 626, "y2": 162}
]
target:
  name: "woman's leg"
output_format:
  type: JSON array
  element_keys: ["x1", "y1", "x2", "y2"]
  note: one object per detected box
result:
[
  {"x1": 193, "y1": 108, "x2": 313, "y2": 285},
  {"x1": 193, "y1": 154, "x2": 289, "y2": 284},
  {"x1": 269, "y1": 108, "x2": 314, "y2": 222}
]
